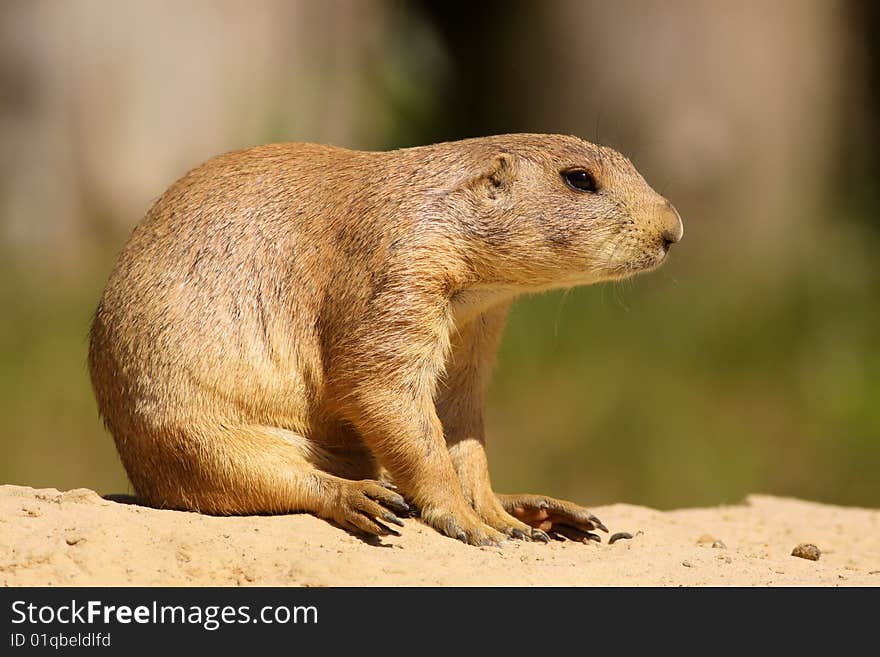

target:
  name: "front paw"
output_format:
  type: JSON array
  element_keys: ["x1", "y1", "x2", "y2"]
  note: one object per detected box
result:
[
  {"x1": 497, "y1": 493, "x2": 608, "y2": 543},
  {"x1": 471, "y1": 498, "x2": 551, "y2": 543},
  {"x1": 420, "y1": 503, "x2": 507, "y2": 546}
]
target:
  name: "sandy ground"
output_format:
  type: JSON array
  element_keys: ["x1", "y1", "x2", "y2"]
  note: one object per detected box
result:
[{"x1": 1, "y1": 484, "x2": 878, "y2": 586}]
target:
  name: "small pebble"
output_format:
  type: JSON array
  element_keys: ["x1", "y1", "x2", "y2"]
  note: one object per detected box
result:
[
  {"x1": 682, "y1": 560, "x2": 693, "y2": 568},
  {"x1": 791, "y1": 543, "x2": 820, "y2": 561},
  {"x1": 609, "y1": 532, "x2": 633, "y2": 544},
  {"x1": 697, "y1": 534, "x2": 727, "y2": 549}
]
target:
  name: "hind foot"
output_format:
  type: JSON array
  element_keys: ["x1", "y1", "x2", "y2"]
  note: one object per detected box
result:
[{"x1": 322, "y1": 478, "x2": 411, "y2": 538}]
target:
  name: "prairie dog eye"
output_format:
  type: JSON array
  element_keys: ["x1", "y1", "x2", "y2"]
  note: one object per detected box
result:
[{"x1": 563, "y1": 169, "x2": 598, "y2": 193}]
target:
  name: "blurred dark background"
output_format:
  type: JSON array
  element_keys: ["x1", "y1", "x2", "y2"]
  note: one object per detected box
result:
[{"x1": 2, "y1": 0, "x2": 878, "y2": 509}]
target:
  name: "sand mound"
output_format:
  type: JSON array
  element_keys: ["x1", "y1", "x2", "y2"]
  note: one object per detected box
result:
[{"x1": 1, "y1": 484, "x2": 877, "y2": 586}]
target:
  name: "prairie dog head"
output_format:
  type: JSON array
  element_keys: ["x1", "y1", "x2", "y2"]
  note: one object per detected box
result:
[{"x1": 450, "y1": 134, "x2": 683, "y2": 289}]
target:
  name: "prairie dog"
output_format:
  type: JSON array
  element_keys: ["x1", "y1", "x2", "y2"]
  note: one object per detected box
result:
[{"x1": 88, "y1": 134, "x2": 682, "y2": 545}]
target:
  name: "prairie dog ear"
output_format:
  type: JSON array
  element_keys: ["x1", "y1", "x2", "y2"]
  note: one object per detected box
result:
[
  {"x1": 469, "y1": 152, "x2": 516, "y2": 199},
  {"x1": 487, "y1": 152, "x2": 515, "y2": 189}
]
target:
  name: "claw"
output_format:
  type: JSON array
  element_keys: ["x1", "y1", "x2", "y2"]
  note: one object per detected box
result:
[
  {"x1": 510, "y1": 528, "x2": 526, "y2": 540},
  {"x1": 382, "y1": 512, "x2": 405, "y2": 528},
  {"x1": 371, "y1": 518, "x2": 401, "y2": 537},
  {"x1": 382, "y1": 496, "x2": 410, "y2": 516},
  {"x1": 530, "y1": 529, "x2": 551, "y2": 543},
  {"x1": 590, "y1": 514, "x2": 609, "y2": 533}
]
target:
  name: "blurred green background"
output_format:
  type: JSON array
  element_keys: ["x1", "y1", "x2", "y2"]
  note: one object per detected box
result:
[{"x1": 2, "y1": 1, "x2": 878, "y2": 510}]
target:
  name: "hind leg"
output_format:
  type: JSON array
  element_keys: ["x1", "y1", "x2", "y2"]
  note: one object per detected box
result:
[{"x1": 119, "y1": 423, "x2": 410, "y2": 537}]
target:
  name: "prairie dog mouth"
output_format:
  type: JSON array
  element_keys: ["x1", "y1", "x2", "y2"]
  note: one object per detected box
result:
[{"x1": 601, "y1": 246, "x2": 669, "y2": 280}]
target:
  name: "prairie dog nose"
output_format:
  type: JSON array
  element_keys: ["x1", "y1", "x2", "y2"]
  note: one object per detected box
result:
[{"x1": 659, "y1": 200, "x2": 684, "y2": 248}]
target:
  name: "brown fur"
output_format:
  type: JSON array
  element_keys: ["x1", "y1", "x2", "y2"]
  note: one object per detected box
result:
[{"x1": 88, "y1": 134, "x2": 682, "y2": 545}]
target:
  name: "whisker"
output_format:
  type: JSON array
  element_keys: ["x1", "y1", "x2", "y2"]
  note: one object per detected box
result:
[{"x1": 554, "y1": 287, "x2": 573, "y2": 339}]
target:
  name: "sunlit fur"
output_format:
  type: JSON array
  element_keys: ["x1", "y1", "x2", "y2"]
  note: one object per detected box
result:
[{"x1": 88, "y1": 134, "x2": 682, "y2": 544}]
